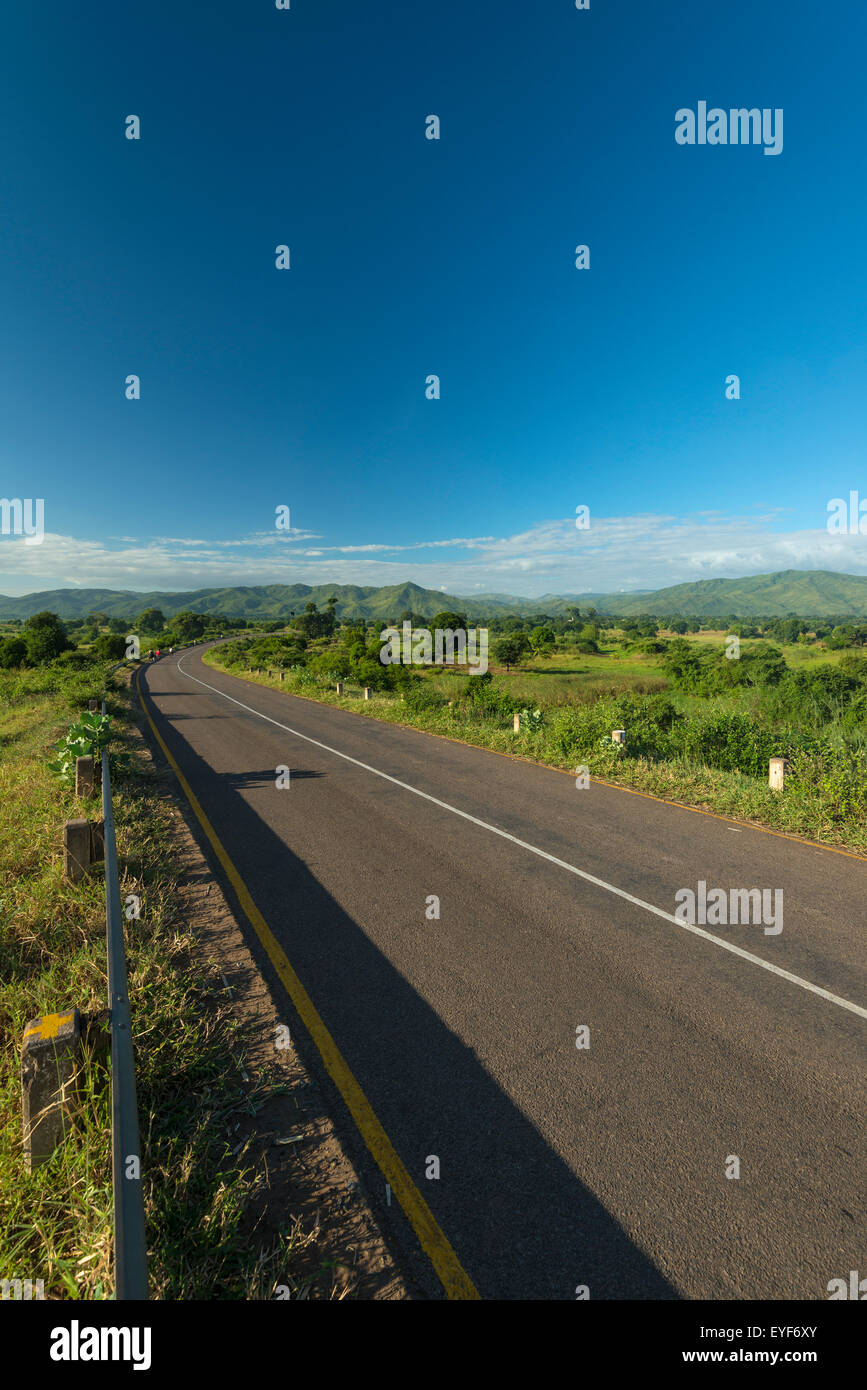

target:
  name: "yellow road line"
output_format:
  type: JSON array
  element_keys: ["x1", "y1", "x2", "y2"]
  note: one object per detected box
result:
[{"x1": 134, "y1": 668, "x2": 479, "y2": 1301}]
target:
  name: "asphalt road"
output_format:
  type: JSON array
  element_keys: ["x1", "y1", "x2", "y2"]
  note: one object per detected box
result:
[{"x1": 138, "y1": 644, "x2": 866, "y2": 1300}]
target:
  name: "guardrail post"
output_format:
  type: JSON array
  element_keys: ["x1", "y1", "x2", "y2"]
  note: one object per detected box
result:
[
  {"x1": 90, "y1": 820, "x2": 105, "y2": 862},
  {"x1": 769, "y1": 757, "x2": 787, "y2": 790},
  {"x1": 21, "y1": 1009, "x2": 82, "y2": 1171},
  {"x1": 64, "y1": 819, "x2": 92, "y2": 881}
]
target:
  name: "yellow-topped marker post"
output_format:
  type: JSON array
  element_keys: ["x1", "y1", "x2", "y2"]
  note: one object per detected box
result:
[{"x1": 21, "y1": 1009, "x2": 82, "y2": 1171}]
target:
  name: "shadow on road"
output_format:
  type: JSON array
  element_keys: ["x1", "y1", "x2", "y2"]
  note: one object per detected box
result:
[{"x1": 140, "y1": 670, "x2": 679, "y2": 1301}]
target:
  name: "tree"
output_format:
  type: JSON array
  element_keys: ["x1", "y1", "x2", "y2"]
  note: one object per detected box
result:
[
  {"x1": 839, "y1": 652, "x2": 867, "y2": 680},
  {"x1": 0, "y1": 636, "x2": 28, "y2": 668},
  {"x1": 431, "y1": 611, "x2": 468, "y2": 633},
  {"x1": 295, "y1": 602, "x2": 336, "y2": 639},
  {"x1": 137, "y1": 608, "x2": 165, "y2": 634},
  {"x1": 827, "y1": 624, "x2": 856, "y2": 650},
  {"x1": 310, "y1": 649, "x2": 351, "y2": 679},
  {"x1": 93, "y1": 633, "x2": 129, "y2": 660},
  {"x1": 493, "y1": 633, "x2": 530, "y2": 670},
  {"x1": 767, "y1": 617, "x2": 803, "y2": 645},
  {"x1": 397, "y1": 609, "x2": 422, "y2": 626},
  {"x1": 529, "y1": 625, "x2": 556, "y2": 655},
  {"x1": 108, "y1": 616, "x2": 128, "y2": 635},
  {"x1": 24, "y1": 611, "x2": 72, "y2": 663},
  {"x1": 174, "y1": 611, "x2": 207, "y2": 641}
]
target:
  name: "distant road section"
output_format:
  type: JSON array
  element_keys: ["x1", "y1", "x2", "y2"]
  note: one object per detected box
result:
[{"x1": 138, "y1": 644, "x2": 866, "y2": 1300}]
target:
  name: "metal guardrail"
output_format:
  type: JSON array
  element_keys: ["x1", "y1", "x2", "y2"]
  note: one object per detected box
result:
[
  {"x1": 101, "y1": 678, "x2": 148, "y2": 1299},
  {"x1": 94, "y1": 642, "x2": 219, "y2": 1295}
]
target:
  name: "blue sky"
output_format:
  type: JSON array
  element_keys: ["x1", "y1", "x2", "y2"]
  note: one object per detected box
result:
[{"x1": 1, "y1": 0, "x2": 865, "y2": 598}]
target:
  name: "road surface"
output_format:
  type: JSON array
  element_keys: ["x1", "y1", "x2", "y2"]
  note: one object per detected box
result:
[{"x1": 137, "y1": 644, "x2": 866, "y2": 1300}]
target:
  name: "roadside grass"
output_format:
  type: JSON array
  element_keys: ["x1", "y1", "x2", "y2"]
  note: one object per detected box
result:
[
  {"x1": 204, "y1": 651, "x2": 866, "y2": 854},
  {"x1": 0, "y1": 665, "x2": 337, "y2": 1298}
]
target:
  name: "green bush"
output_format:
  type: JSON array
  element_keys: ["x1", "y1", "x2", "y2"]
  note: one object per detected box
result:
[
  {"x1": 462, "y1": 676, "x2": 519, "y2": 723},
  {"x1": 24, "y1": 611, "x2": 73, "y2": 663},
  {"x1": 401, "y1": 679, "x2": 447, "y2": 713},
  {"x1": 47, "y1": 712, "x2": 112, "y2": 787},
  {"x1": 92, "y1": 634, "x2": 129, "y2": 661},
  {"x1": 672, "y1": 710, "x2": 778, "y2": 776},
  {"x1": 0, "y1": 636, "x2": 29, "y2": 668},
  {"x1": 53, "y1": 649, "x2": 97, "y2": 670}
]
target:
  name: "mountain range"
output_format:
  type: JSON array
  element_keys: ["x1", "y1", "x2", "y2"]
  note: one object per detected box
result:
[{"x1": 1, "y1": 571, "x2": 865, "y2": 621}]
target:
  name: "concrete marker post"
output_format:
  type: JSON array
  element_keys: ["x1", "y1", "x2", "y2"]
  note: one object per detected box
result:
[
  {"x1": 21, "y1": 1009, "x2": 82, "y2": 1171},
  {"x1": 335, "y1": 682, "x2": 344, "y2": 694},
  {"x1": 513, "y1": 712, "x2": 521, "y2": 733},
  {"x1": 363, "y1": 687, "x2": 371, "y2": 700},
  {"x1": 64, "y1": 819, "x2": 92, "y2": 882},
  {"x1": 769, "y1": 757, "x2": 787, "y2": 790},
  {"x1": 612, "y1": 729, "x2": 627, "y2": 744},
  {"x1": 75, "y1": 755, "x2": 96, "y2": 799}
]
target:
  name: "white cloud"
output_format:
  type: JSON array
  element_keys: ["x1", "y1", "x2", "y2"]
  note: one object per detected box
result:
[{"x1": 0, "y1": 511, "x2": 865, "y2": 598}]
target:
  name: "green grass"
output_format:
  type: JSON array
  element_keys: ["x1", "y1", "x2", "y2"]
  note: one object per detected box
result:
[
  {"x1": 0, "y1": 665, "x2": 335, "y2": 1299},
  {"x1": 205, "y1": 646, "x2": 866, "y2": 855},
  {"x1": 480, "y1": 645, "x2": 669, "y2": 704}
]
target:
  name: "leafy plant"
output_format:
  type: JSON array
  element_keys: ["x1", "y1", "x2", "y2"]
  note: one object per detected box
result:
[
  {"x1": 47, "y1": 711, "x2": 111, "y2": 788},
  {"x1": 599, "y1": 733, "x2": 626, "y2": 755}
]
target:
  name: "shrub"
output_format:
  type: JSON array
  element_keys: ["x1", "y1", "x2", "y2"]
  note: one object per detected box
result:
[
  {"x1": 672, "y1": 710, "x2": 777, "y2": 776},
  {"x1": 518, "y1": 707, "x2": 543, "y2": 732},
  {"x1": 401, "y1": 679, "x2": 447, "y2": 713},
  {"x1": 24, "y1": 611, "x2": 72, "y2": 663},
  {"x1": 309, "y1": 651, "x2": 350, "y2": 680},
  {"x1": 0, "y1": 636, "x2": 29, "y2": 668},
  {"x1": 53, "y1": 649, "x2": 97, "y2": 670},
  {"x1": 92, "y1": 633, "x2": 129, "y2": 661},
  {"x1": 47, "y1": 712, "x2": 112, "y2": 787},
  {"x1": 461, "y1": 676, "x2": 519, "y2": 723}
]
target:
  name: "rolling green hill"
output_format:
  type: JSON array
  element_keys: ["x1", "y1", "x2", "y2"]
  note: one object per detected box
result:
[
  {"x1": 1, "y1": 570, "x2": 865, "y2": 622},
  {"x1": 592, "y1": 570, "x2": 867, "y2": 618}
]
